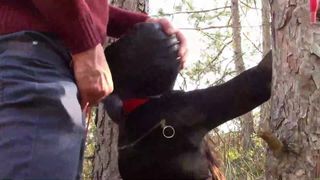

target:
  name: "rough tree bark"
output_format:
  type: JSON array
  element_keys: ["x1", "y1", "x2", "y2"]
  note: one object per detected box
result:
[
  {"x1": 93, "y1": 1, "x2": 148, "y2": 179},
  {"x1": 93, "y1": 103, "x2": 121, "y2": 180},
  {"x1": 265, "y1": 0, "x2": 320, "y2": 179},
  {"x1": 231, "y1": 0, "x2": 255, "y2": 151}
]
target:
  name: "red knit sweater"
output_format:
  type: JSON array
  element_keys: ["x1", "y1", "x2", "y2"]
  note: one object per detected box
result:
[{"x1": 0, "y1": 0, "x2": 149, "y2": 53}]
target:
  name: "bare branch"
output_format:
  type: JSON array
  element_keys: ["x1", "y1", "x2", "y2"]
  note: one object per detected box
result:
[
  {"x1": 240, "y1": 0, "x2": 260, "y2": 10},
  {"x1": 180, "y1": 25, "x2": 232, "y2": 31},
  {"x1": 180, "y1": 24, "x2": 267, "y2": 31},
  {"x1": 153, "y1": 6, "x2": 232, "y2": 17},
  {"x1": 242, "y1": 33, "x2": 262, "y2": 53},
  {"x1": 194, "y1": 39, "x2": 233, "y2": 85}
]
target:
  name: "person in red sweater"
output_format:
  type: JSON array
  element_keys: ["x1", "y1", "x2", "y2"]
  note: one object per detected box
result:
[{"x1": 0, "y1": 0, "x2": 187, "y2": 179}]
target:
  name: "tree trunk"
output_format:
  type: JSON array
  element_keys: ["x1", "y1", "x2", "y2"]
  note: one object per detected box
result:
[
  {"x1": 266, "y1": 0, "x2": 320, "y2": 179},
  {"x1": 258, "y1": 0, "x2": 274, "y2": 178},
  {"x1": 93, "y1": 1, "x2": 148, "y2": 179},
  {"x1": 259, "y1": 0, "x2": 271, "y2": 131},
  {"x1": 93, "y1": 104, "x2": 122, "y2": 180},
  {"x1": 231, "y1": 0, "x2": 255, "y2": 151},
  {"x1": 261, "y1": 0, "x2": 271, "y2": 55}
]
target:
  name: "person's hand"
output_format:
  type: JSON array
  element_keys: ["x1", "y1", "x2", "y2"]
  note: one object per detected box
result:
[
  {"x1": 146, "y1": 18, "x2": 188, "y2": 69},
  {"x1": 72, "y1": 44, "x2": 114, "y2": 110}
]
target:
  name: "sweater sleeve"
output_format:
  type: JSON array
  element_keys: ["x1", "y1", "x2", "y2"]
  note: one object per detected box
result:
[
  {"x1": 107, "y1": 5, "x2": 149, "y2": 38},
  {"x1": 31, "y1": 0, "x2": 109, "y2": 54}
]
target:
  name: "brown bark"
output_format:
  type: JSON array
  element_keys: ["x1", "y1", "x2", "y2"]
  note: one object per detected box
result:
[
  {"x1": 267, "y1": 0, "x2": 320, "y2": 179},
  {"x1": 231, "y1": 0, "x2": 255, "y2": 151},
  {"x1": 93, "y1": 1, "x2": 148, "y2": 179},
  {"x1": 93, "y1": 104, "x2": 122, "y2": 180}
]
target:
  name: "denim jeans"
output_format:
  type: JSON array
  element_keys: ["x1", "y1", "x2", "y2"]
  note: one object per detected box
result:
[{"x1": 0, "y1": 31, "x2": 85, "y2": 179}]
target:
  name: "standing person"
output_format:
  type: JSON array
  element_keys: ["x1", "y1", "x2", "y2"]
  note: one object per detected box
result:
[{"x1": 0, "y1": 1, "x2": 187, "y2": 179}]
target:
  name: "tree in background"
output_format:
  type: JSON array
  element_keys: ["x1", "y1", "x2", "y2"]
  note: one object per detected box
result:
[
  {"x1": 231, "y1": 0, "x2": 255, "y2": 151},
  {"x1": 261, "y1": 0, "x2": 271, "y2": 55},
  {"x1": 257, "y1": 0, "x2": 273, "y2": 178},
  {"x1": 258, "y1": 0, "x2": 272, "y2": 138}
]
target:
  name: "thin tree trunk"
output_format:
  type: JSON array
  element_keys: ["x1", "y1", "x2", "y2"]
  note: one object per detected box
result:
[
  {"x1": 261, "y1": 0, "x2": 271, "y2": 55},
  {"x1": 231, "y1": 0, "x2": 255, "y2": 151},
  {"x1": 93, "y1": 1, "x2": 148, "y2": 179},
  {"x1": 258, "y1": 0, "x2": 274, "y2": 178},
  {"x1": 265, "y1": 0, "x2": 320, "y2": 179},
  {"x1": 259, "y1": 0, "x2": 271, "y2": 130}
]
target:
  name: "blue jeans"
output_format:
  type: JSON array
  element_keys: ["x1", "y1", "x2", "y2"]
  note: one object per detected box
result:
[{"x1": 0, "y1": 31, "x2": 85, "y2": 179}]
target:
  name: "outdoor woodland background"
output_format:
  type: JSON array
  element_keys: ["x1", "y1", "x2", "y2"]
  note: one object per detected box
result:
[{"x1": 82, "y1": 0, "x2": 320, "y2": 179}]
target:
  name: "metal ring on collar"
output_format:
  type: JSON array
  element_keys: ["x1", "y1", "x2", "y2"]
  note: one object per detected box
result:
[{"x1": 162, "y1": 125, "x2": 175, "y2": 139}]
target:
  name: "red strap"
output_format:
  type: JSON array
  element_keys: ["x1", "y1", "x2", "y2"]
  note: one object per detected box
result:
[{"x1": 123, "y1": 98, "x2": 149, "y2": 114}]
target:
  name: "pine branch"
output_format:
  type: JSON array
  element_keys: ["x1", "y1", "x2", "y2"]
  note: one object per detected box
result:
[{"x1": 180, "y1": 25, "x2": 232, "y2": 30}]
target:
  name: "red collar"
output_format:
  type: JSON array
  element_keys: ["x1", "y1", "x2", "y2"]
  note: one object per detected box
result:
[{"x1": 122, "y1": 98, "x2": 150, "y2": 114}]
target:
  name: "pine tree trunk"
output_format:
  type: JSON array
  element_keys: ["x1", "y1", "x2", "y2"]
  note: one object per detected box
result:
[
  {"x1": 231, "y1": 0, "x2": 255, "y2": 151},
  {"x1": 93, "y1": 1, "x2": 148, "y2": 179},
  {"x1": 266, "y1": 0, "x2": 320, "y2": 179}
]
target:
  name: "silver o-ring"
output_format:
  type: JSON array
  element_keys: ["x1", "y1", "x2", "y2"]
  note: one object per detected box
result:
[{"x1": 162, "y1": 125, "x2": 175, "y2": 139}]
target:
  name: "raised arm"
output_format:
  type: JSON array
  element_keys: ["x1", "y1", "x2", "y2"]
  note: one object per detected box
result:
[{"x1": 180, "y1": 51, "x2": 272, "y2": 128}]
